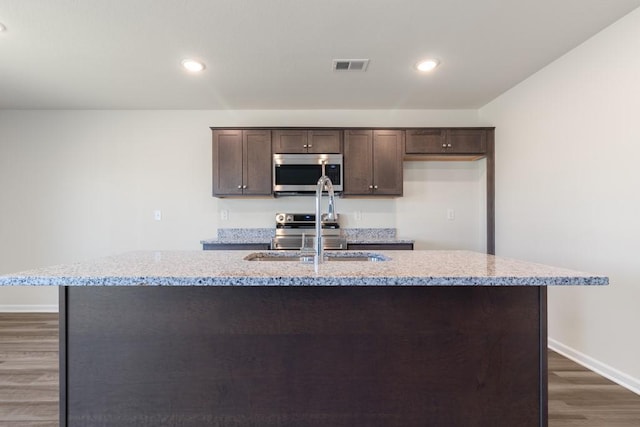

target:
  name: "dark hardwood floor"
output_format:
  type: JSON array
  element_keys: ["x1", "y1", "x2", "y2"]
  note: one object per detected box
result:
[{"x1": 1, "y1": 313, "x2": 639, "y2": 427}]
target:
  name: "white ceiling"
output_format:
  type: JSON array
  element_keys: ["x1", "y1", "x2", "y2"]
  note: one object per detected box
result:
[{"x1": 1, "y1": 0, "x2": 639, "y2": 110}]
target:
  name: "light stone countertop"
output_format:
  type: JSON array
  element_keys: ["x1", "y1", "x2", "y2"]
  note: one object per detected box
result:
[{"x1": 0, "y1": 250, "x2": 608, "y2": 287}]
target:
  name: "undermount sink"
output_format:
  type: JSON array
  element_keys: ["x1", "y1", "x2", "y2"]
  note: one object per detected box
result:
[{"x1": 244, "y1": 251, "x2": 389, "y2": 262}]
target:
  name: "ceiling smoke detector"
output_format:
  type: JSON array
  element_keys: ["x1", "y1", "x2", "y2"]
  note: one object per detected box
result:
[{"x1": 332, "y1": 59, "x2": 370, "y2": 72}]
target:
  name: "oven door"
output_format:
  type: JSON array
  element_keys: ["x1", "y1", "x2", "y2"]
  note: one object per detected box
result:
[{"x1": 273, "y1": 154, "x2": 343, "y2": 193}]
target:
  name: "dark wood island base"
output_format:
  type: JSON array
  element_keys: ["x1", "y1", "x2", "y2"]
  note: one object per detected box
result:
[{"x1": 59, "y1": 285, "x2": 547, "y2": 427}]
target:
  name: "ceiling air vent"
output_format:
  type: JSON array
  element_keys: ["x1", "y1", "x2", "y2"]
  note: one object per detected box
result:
[{"x1": 332, "y1": 59, "x2": 369, "y2": 72}]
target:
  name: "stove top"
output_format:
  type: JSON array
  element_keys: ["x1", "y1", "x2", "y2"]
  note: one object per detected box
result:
[{"x1": 275, "y1": 212, "x2": 339, "y2": 227}]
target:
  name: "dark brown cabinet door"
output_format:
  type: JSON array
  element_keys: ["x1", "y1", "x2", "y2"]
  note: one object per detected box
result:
[
  {"x1": 372, "y1": 130, "x2": 403, "y2": 195},
  {"x1": 212, "y1": 129, "x2": 271, "y2": 197},
  {"x1": 446, "y1": 129, "x2": 487, "y2": 153},
  {"x1": 272, "y1": 130, "x2": 308, "y2": 153},
  {"x1": 212, "y1": 130, "x2": 243, "y2": 196},
  {"x1": 405, "y1": 129, "x2": 446, "y2": 154},
  {"x1": 344, "y1": 130, "x2": 403, "y2": 196},
  {"x1": 344, "y1": 130, "x2": 374, "y2": 195},
  {"x1": 273, "y1": 129, "x2": 342, "y2": 153},
  {"x1": 243, "y1": 130, "x2": 272, "y2": 195},
  {"x1": 307, "y1": 130, "x2": 342, "y2": 153}
]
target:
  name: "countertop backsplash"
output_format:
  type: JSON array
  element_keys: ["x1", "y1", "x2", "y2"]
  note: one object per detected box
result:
[
  {"x1": 215, "y1": 228, "x2": 275, "y2": 243},
  {"x1": 201, "y1": 228, "x2": 413, "y2": 245}
]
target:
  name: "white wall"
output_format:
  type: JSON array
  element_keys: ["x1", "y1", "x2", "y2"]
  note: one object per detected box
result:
[
  {"x1": 0, "y1": 109, "x2": 484, "y2": 309},
  {"x1": 479, "y1": 8, "x2": 640, "y2": 391}
]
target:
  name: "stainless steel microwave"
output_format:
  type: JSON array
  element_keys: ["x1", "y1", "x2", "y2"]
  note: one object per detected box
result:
[{"x1": 273, "y1": 153, "x2": 343, "y2": 195}]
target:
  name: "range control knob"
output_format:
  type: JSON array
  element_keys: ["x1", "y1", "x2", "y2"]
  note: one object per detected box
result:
[{"x1": 276, "y1": 213, "x2": 285, "y2": 222}]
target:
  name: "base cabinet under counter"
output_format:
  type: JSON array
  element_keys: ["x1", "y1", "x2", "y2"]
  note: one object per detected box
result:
[
  {"x1": 347, "y1": 242, "x2": 413, "y2": 250},
  {"x1": 202, "y1": 243, "x2": 271, "y2": 251},
  {"x1": 59, "y1": 284, "x2": 547, "y2": 427}
]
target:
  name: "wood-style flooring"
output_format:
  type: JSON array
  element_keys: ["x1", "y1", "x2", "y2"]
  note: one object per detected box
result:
[
  {"x1": 1, "y1": 313, "x2": 639, "y2": 427},
  {"x1": 0, "y1": 313, "x2": 58, "y2": 427},
  {"x1": 548, "y1": 349, "x2": 640, "y2": 427}
]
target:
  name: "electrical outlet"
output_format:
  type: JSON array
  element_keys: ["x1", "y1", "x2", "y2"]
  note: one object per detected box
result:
[
  {"x1": 220, "y1": 209, "x2": 229, "y2": 221},
  {"x1": 153, "y1": 210, "x2": 162, "y2": 221},
  {"x1": 446, "y1": 209, "x2": 455, "y2": 221}
]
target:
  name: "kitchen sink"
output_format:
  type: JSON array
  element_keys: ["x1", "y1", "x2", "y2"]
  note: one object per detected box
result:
[{"x1": 244, "y1": 252, "x2": 389, "y2": 262}]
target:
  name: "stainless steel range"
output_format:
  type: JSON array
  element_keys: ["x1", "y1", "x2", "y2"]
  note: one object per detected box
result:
[{"x1": 271, "y1": 213, "x2": 347, "y2": 250}]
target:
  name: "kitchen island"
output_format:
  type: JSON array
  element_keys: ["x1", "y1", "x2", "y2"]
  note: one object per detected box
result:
[{"x1": 0, "y1": 250, "x2": 607, "y2": 427}]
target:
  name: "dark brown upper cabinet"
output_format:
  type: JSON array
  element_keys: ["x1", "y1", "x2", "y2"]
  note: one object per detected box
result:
[
  {"x1": 405, "y1": 129, "x2": 446, "y2": 153},
  {"x1": 405, "y1": 128, "x2": 487, "y2": 157},
  {"x1": 344, "y1": 130, "x2": 403, "y2": 197},
  {"x1": 272, "y1": 130, "x2": 342, "y2": 153},
  {"x1": 446, "y1": 129, "x2": 487, "y2": 153},
  {"x1": 212, "y1": 129, "x2": 272, "y2": 197}
]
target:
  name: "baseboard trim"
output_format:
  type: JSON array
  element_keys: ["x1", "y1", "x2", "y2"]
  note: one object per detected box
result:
[
  {"x1": 549, "y1": 337, "x2": 640, "y2": 395},
  {"x1": 0, "y1": 304, "x2": 59, "y2": 313}
]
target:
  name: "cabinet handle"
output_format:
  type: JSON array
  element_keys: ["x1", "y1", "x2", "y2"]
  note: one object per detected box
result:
[
  {"x1": 369, "y1": 185, "x2": 373, "y2": 189},
  {"x1": 303, "y1": 144, "x2": 307, "y2": 148},
  {"x1": 243, "y1": 185, "x2": 247, "y2": 189},
  {"x1": 442, "y1": 143, "x2": 447, "y2": 148},
  {"x1": 308, "y1": 144, "x2": 312, "y2": 148},
  {"x1": 374, "y1": 185, "x2": 378, "y2": 189},
  {"x1": 447, "y1": 143, "x2": 452, "y2": 148},
  {"x1": 237, "y1": 185, "x2": 242, "y2": 189}
]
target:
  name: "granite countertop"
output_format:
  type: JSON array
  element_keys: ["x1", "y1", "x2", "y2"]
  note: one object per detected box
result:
[
  {"x1": 200, "y1": 228, "x2": 414, "y2": 245},
  {"x1": 0, "y1": 250, "x2": 608, "y2": 287}
]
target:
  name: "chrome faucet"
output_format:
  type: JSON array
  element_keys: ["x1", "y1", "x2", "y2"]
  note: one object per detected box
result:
[{"x1": 315, "y1": 174, "x2": 335, "y2": 266}]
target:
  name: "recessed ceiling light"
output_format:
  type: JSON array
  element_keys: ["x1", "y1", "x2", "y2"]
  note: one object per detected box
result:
[
  {"x1": 415, "y1": 59, "x2": 440, "y2": 72},
  {"x1": 181, "y1": 59, "x2": 206, "y2": 73}
]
